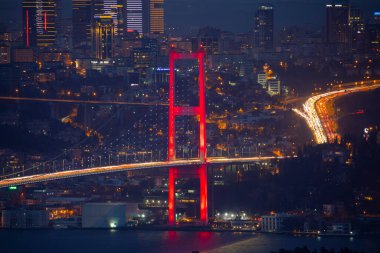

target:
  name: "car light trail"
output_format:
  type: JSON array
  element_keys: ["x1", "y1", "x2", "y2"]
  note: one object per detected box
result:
[
  {"x1": 294, "y1": 81, "x2": 380, "y2": 144},
  {"x1": 0, "y1": 96, "x2": 168, "y2": 106},
  {"x1": 0, "y1": 156, "x2": 296, "y2": 189}
]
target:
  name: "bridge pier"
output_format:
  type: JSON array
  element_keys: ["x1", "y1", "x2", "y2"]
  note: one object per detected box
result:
[
  {"x1": 168, "y1": 167, "x2": 177, "y2": 225},
  {"x1": 198, "y1": 164, "x2": 208, "y2": 224},
  {"x1": 168, "y1": 165, "x2": 208, "y2": 226}
]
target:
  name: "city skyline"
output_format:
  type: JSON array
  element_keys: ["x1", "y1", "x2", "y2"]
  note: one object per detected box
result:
[
  {"x1": 0, "y1": 0, "x2": 379, "y2": 251},
  {"x1": 1, "y1": 0, "x2": 379, "y2": 33}
]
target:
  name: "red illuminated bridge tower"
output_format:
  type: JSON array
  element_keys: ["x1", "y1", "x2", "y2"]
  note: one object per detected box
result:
[{"x1": 168, "y1": 50, "x2": 208, "y2": 225}]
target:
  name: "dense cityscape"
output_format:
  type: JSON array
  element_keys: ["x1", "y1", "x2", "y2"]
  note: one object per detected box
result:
[{"x1": 0, "y1": 0, "x2": 379, "y2": 252}]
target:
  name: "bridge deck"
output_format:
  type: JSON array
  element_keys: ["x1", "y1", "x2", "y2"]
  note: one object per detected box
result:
[{"x1": 0, "y1": 156, "x2": 294, "y2": 188}]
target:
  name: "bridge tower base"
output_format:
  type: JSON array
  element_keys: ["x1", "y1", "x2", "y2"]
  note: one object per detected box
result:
[{"x1": 168, "y1": 165, "x2": 208, "y2": 225}]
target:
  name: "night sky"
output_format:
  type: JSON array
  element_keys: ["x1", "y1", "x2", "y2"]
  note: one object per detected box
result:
[{"x1": 0, "y1": 0, "x2": 379, "y2": 33}]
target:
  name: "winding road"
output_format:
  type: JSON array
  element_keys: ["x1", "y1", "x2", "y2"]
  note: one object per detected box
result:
[{"x1": 293, "y1": 80, "x2": 380, "y2": 144}]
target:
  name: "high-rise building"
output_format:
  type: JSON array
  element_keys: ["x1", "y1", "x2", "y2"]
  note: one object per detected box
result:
[
  {"x1": 350, "y1": 7, "x2": 366, "y2": 53},
  {"x1": 366, "y1": 12, "x2": 380, "y2": 54},
  {"x1": 72, "y1": 0, "x2": 93, "y2": 49},
  {"x1": 126, "y1": 0, "x2": 144, "y2": 34},
  {"x1": 72, "y1": 0, "x2": 103, "y2": 50},
  {"x1": 55, "y1": 0, "x2": 64, "y2": 36},
  {"x1": 253, "y1": 4, "x2": 274, "y2": 50},
  {"x1": 22, "y1": 0, "x2": 56, "y2": 48},
  {"x1": 12, "y1": 48, "x2": 34, "y2": 63},
  {"x1": 93, "y1": 0, "x2": 105, "y2": 17},
  {"x1": 93, "y1": 16, "x2": 115, "y2": 59},
  {"x1": 326, "y1": 3, "x2": 350, "y2": 45},
  {"x1": 55, "y1": 0, "x2": 64, "y2": 35},
  {"x1": 116, "y1": 0, "x2": 126, "y2": 37},
  {"x1": 104, "y1": 0, "x2": 126, "y2": 36},
  {"x1": 0, "y1": 45, "x2": 11, "y2": 64},
  {"x1": 125, "y1": 0, "x2": 165, "y2": 36},
  {"x1": 149, "y1": 0, "x2": 164, "y2": 35},
  {"x1": 55, "y1": 0, "x2": 72, "y2": 49},
  {"x1": 375, "y1": 12, "x2": 380, "y2": 22},
  {"x1": 193, "y1": 27, "x2": 220, "y2": 55}
]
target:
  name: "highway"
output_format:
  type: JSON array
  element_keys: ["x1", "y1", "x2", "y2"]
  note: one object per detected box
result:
[
  {"x1": 0, "y1": 96, "x2": 168, "y2": 106},
  {"x1": 0, "y1": 156, "x2": 295, "y2": 188},
  {"x1": 293, "y1": 80, "x2": 380, "y2": 144}
]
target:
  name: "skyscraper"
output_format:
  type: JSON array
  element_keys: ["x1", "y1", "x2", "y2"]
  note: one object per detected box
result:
[
  {"x1": 253, "y1": 4, "x2": 274, "y2": 50},
  {"x1": 55, "y1": 0, "x2": 72, "y2": 49},
  {"x1": 367, "y1": 12, "x2": 380, "y2": 54},
  {"x1": 93, "y1": 16, "x2": 115, "y2": 59},
  {"x1": 55, "y1": 0, "x2": 64, "y2": 37},
  {"x1": 72, "y1": 0, "x2": 93, "y2": 49},
  {"x1": 350, "y1": 7, "x2": 366, "y2": 53},
  {"x1": 125, "y1": 0, "x2": 165, "y2": 36},
  {"x1": 72, "y1": 0, "x2": 104, "y2": 52},
  {"x1": 326, "y1": 3, "x2": 350, "y2": 45},
  {"x1": 149, "y1": 0, "x2": 164, "y2": 35},
  {"x1": 126, "y1": 0, "x2": 144, "y2": 34},
  {"x1": 22, "y1": 0, "x2": 56, "y2": 48},
  {"x1": 104, "y1": 0, "x2": 126, "y2": 36},
  {"x1": 116, "y1": 0, "x2": 126, "y2": 37},
  {"x1": 194, "y1": 27, "x2": 220, "y2": 55}
]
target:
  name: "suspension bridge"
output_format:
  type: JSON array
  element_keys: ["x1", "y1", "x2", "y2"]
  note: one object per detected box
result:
[{"x1": 0, "y1": 50, "x2": 295, "y2": 225}]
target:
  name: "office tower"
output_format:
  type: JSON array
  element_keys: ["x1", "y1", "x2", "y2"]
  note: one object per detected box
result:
[
  {"x1": 72, "y1": 0, "x2": 93, "y2": 49},
  {"x1": 116, "y1": 0, "x2": 126, "y2": 37},
  {"x1": 93, "y1": 16, "x2": 115, "y2": 59},
  {"x1": 375, "y1": 12, "x2": 380, "y2": 22},
  {"x1": 194, "y1": 27, "x2": 220, "y2": 55},
  {"x1": 142, "y1": 0, "x2": 150, "y2": 35},
  {"x1": 125, "y1": 0, "x2": 165, "y2": 36},
  {"x1": 366, "y1": 12, "x2": 380, "y2": 54},
  {"x1": 253, "y1": 4, "x2": 274, "y2": 50},
  {"x1": 126, "y1": 0, "x2": 144, "y2": 34},
  {"x1": 0, "y1": 45, "x2": 11, "y2": 64},
  {"x1": 55, "y1": 0, "x2": 72, "y2": 49},
  {"x1": 104, "y1": 0, "x2": 126, "y2": 36},
  {"x1": 72, "y1": 0, "x2": 103, "y2": 50},
  {"x1": 350, "y1": 7, "x2": 365, "y2": 53},
  {"x1": 149, "y1": 0, "x2": 164, "y2": 35},
  {"x1": 55, "y1": 0, "x2": 64, "y2": 36},
  {"x1": 93, "y1": 0, "x2": 105, "y2": 16},
  {"x1": 22, "y1": 0, "x2": 56, "y2": 48},
  {"x1": 326, "y1": 3, "x2": 350, "y2": 45}
]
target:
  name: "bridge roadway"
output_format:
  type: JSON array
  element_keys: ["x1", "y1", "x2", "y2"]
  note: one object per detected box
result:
[
  {"x1": 293, "y1": 81, "x2": 380, "y2": 144},
  {"x1": 0, "y1": 156, "x2": 294, "y2": 188},
  {"x1": 0, "y1": 96, "x2": 168, "y2": 106}
]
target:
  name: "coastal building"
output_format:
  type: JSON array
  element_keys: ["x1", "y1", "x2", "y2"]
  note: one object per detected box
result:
[
  {"x1": 1, "y1": 209, "x2": 49, "y2": 228},
  {"x1": 82, "y1": 202, "x2": 126, "y2": 228},
  {"x1": 261, "y1": 213, "x2": 289, "y2": 232}
]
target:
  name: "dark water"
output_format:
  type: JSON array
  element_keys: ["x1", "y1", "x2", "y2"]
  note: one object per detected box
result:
[
  {"x1": 336, "y1": 88, "x2": 380, "y2": 138},
  {"x1": 0, "y1": 230, "x2": 379, "y2": 253}
]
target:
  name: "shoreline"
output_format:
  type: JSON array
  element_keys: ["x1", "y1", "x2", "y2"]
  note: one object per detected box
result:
[{"x1": 1, "y1": 226, "x2": 380, "y2": 238}]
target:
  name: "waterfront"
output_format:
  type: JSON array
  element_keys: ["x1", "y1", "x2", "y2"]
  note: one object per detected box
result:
[
  {"x1": 336, "y1": 88, "x2": 380, "y2": 139},
  {"x1": 0, "y1": 230, "x2": 379, "y2": 253}
]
